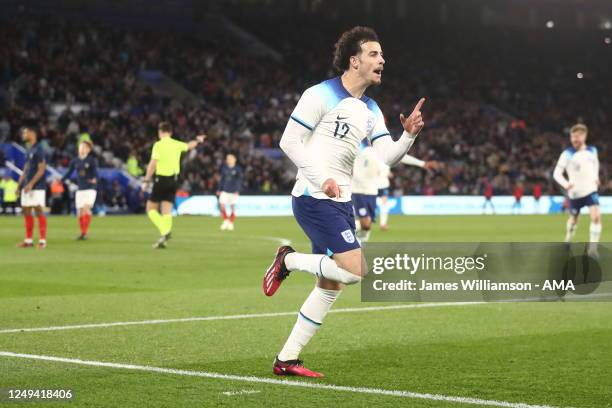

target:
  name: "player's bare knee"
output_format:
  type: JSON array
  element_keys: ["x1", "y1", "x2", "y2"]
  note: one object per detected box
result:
[
  {"x1": 360, "y1": 256, "x2": 369, "y2": 277},
  {"x1": 317, "y1": 277, "x2": 344, "y2": 291},
  {"x1": 360, "y1": 217, "x2": 372, "y2": 230},
  {"x1": 333, "y1": 252, "x2": 365, "y2": 279}
]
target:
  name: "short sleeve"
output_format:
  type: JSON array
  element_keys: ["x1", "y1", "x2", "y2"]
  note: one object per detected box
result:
[
  {"x1": 177, "y1": 140, "x2": 188, "y2": 152},
  {"x1": 368, "y1": 102, "x2": 390, "y2": 143},
  {"x1": 289, "y1": 86, "x2": 326, "y2": 131},
  {"x1": 151, "y1": 142, "x2": 160, "y2": 161},
  {"x1": 34, "y1": 147, "x2": 47, "y2": 165}
]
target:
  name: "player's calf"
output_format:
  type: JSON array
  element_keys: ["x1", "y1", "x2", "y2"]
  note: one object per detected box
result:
[{"x1": 286, "y1": 248, "x2": 365, "y2": 284}]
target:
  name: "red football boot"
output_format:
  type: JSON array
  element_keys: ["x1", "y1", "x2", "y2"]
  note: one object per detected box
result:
[
  {"x1": 273, "y1": 357, "x2": 324, "y2": 378},
  {"x1": 263, "y1": 246, "x2": 295, "y2": 296}
]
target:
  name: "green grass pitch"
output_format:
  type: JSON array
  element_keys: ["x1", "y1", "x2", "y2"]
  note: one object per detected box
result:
[{"x1": 0, "y1": 214, "x2": 611, "y2": 407}]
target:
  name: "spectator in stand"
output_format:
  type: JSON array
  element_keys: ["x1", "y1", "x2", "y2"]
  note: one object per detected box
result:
[{"x1": 49, "y1": 176, "x2": 66, "y2": 214}]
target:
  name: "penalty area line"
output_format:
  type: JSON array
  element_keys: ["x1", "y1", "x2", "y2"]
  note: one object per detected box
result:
[{"x1": 0, "y1": 351, "x2": 567, "y2": 408}]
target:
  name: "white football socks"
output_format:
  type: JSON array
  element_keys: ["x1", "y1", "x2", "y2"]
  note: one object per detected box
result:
[
  {"x1": 380, "y1": 209, "x2": 389, "y2": 227},
  {"x1": 356, "y1": 229, "x2": 370, "y2": 243},
  {"x1": 278, "y1": 286, "x2": 341, "y2": 361},
  {"x1": 565, "y1": 219, "x2": 577, "y2": 242},
  {"x1": 590, "y1": 222, "x2": 602, "y2": 243},
  {"x1": 284, "y1": 252, "x2": 362, "y2": 284}
]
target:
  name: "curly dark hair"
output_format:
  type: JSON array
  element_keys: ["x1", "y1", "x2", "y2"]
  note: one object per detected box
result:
[{"x1": 333, "y1": 26, "x2": 380, "y2": 72}]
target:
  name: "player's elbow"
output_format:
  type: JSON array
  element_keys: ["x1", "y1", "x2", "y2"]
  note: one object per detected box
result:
[{"x1": 279, "y1": 135, "x2": 290, "y2": 153}]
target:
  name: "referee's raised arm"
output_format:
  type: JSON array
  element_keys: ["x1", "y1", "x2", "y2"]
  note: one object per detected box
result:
[{"x1": 187, "y1": 134, "x2": 206, "y2": 150}]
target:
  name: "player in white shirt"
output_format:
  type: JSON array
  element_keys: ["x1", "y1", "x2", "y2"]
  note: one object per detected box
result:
[
  {"x1": 553, "y1": 124, "x2": 601, "y2": 256},
  {"x1": 352, "y1": 142, "x2": 382, "y2": 243},
  {"x1": 377, "y1": 154, "x2": 439, "y2": 230},
  {"x1": 262, "y1": 27, "x2": 426, "y2": 377}
]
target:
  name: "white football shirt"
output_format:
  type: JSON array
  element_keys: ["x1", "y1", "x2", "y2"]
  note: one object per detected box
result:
[
  {"x1": 376, "y1": 162, "x2": 391, "y2": 189},
  {"x1": 553, "y1": 145, "x2": 599, "y2": 199},
  {"x1": 352, "y1": 145, "x2": 383, "y2": 195},
  {"x1": 288, "y1": 77, "x2": 390, "y2": 202}
]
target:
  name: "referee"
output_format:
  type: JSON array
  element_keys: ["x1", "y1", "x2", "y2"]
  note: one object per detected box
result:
[{"x1": 142, "y1": 122, "x2": 205, "y2": 248}]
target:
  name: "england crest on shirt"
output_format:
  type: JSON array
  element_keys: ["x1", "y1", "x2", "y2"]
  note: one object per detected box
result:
[{"x1": 341, "y1": 229, "x2": 355, "y2": 243}]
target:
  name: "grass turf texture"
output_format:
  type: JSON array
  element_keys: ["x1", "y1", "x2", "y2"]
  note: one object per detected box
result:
[{"x1": 0, "y1": 214, "x2": 611, "y2": 408}]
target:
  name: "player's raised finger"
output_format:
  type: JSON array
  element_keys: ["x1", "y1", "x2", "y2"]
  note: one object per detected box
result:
[{"x1": 412, "y1": 97, "x2": 426, "y2": 113}]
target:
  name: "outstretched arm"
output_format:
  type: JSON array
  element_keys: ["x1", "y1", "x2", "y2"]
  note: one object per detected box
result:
[{"x1": 187, "y1": 134, "x2": 206, "y2": 150}]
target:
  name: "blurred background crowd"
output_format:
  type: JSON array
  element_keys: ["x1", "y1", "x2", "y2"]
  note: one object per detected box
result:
[{"x1": 0, "y1": 0, "x2": 610, "y2": 213}]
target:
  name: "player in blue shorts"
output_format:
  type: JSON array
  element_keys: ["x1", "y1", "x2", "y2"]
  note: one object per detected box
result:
[
  {"x1": 553, "y1": 124, "x2": 602, "y2": 256},
  {"x1": 352, "y1": 142, "x2": 381, "y2": 243},
  {"x1": 262, "y1": 27, "x2": 426, "y2": 377}
]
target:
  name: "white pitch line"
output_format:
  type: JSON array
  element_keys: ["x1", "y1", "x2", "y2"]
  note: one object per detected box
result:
[
  {"x1": 0, "y1": 302, "x2": 484, "y2": 335},
  {"x1": 222, "y1": 389, "x2": 261, "y2": 396},
  {"x1": 259, "y1": 235, "x2": 292, "y2": 246},
  {"x1": 0, "y1": 351, "x2": 564, "y2": 408}
]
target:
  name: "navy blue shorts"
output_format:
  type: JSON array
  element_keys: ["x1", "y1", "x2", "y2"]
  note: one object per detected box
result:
[
  {"x1": 377, "y1": 188, "x2": 390, "y2": 197},
  {"x1": 292, "y1": 195, "x2": 359, "y2": 256},
  {"x1": 352, "y1": 193, "x2": 377, "y2": 222},
  {"x1": 569, "y1": 192, "x2": 599, "y2": 215}
]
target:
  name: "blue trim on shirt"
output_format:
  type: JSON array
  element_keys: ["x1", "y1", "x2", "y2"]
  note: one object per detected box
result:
[
  {"x1": 370, "y1": 133, "x2": 390, "y2": 143},
  {"x1": 564, "y1": 147, "x2": 577, "y2": 157},
  {"x1": 290, "y1": 115, "x2": 313, "y2": 130},
  {"x1": 299, "y1": 311, "x2": 322, "y2": 326},
  {"x1": 365, "y1": 98, "x2": 381, "y2": 113},
  {"x1": 587, "y1": 145, "x2": 598, "y2": 154},
  {"x1": 323, "y1": 77, "x2": 371, "y2": 103}
]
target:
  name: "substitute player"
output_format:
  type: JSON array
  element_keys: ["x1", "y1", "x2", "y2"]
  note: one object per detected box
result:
[
  {"x1": 512, "y1": 183, "x2": 523, "y2": 215},
  {"x1": 482, "y1": 179, "x2": 495, "y2": 214},
  {"x1": 263, "y1": 26, "x2": 425, "y2": 377},
  {"x1": 553, "y1": 124, "x2": 601, "y2": 256},
  {"x1": 352, "y1": 142, "x2": 382, "y2": 243},
  {"x1": 62, "y1": 140, "x2": 98, "y2": 240},
  {"x1": 142, "y1": 122, "x2": 205, "y2": 249},
  {"x1": 16, "y1": 125, "x2": 47, "y2": 248},
  {"x1": 377, "y1": 154, "x2": 439, "y2": 230},
  {"x1": 217, "y1": 153, "x2": 243, "y2": 231}
]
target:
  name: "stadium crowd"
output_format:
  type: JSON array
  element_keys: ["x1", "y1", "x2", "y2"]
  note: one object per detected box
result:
[{"x1": 1, "y1": 13, "x2": 610, "y2": 212}]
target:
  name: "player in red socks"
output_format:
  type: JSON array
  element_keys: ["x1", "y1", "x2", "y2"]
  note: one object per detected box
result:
[
  {"x1": 217, "y1": 154, "x2": 243, "y2": 231},
  {"x1": 62, "y1": 140, "x2": 98, "y2": 240},
  {"x1": 16, "y1": 125, "x2": 48, "y2": 249}
]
